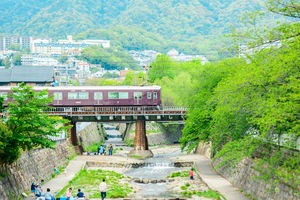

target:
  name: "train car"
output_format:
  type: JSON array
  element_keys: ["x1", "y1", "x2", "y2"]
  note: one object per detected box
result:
[{"x1": 0, "y1": 85, "x2": 161, "y2": 107}]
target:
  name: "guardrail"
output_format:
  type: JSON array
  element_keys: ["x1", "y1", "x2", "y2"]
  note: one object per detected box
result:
[{"x1": 45, "y1": 106, "x2": 187, "y2": 116}]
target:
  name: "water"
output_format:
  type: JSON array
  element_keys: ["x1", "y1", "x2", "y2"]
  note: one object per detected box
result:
[
  {"x1": 124, "y1": 149, "x2": 183, "y2": 198},
  {"x1": 104, "y1": 124, "x2": 184, "y2": 198}
]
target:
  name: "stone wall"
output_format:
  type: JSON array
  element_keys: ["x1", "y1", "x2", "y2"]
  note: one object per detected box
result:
[
  {"x1": 0, "y1": 122, "x2": 103, "y2": 200},
  {"x1": 77, "y1": 122, "x2": 105, "y2": 149},
  {"x1": 212, "y1": 158, "x2": 299, "y2": 200},
  {"x1": 147, "y1": 123, "x2": 183, "y2": 145},
  {"x1": 195, "y1": 142, "x2": 211, "y2": 158},
  {"x1": 0, "y1": 142, "x2": 75, "y2": 200}
]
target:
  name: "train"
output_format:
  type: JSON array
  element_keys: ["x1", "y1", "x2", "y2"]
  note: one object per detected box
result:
[{"x1": 0, "y1": 85, "x2": 162, "y2": 107}]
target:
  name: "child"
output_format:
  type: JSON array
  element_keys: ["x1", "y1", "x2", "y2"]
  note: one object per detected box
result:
[{"x1": 190, "y1": 168, "x2": 194, "y2": 180}]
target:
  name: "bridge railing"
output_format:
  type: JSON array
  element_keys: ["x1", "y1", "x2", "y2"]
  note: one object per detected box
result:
[{"x1": 45, "y1": 106, "x2": 187, "y2": 116}]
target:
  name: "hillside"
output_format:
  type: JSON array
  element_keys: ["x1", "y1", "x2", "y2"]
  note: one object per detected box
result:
[{"x1": 0, "y1": 0, "x2": 282, "y2": 58}]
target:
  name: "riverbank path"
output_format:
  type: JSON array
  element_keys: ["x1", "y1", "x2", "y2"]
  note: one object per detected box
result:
[
  {"x1": 26, "y1": 146, "x2": 248, "y2": 200},
  {"x1": 172, "y1": 153, "x2": 249, "y2": 200}
]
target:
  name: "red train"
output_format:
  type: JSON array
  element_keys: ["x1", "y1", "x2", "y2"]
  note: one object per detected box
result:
[{"x1": 0, "y1": 85, "x2": 161, "y2": 107}]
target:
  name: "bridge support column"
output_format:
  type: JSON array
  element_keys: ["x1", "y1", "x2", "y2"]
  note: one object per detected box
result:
[
  {"x1": 128, "y1": 120, "x2": 153, "y2": 158},
  {"x1": 70, "y1": 121, "x2": 78, "y2": 145}
]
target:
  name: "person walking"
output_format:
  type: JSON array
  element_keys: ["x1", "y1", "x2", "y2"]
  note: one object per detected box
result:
[
  {"x1": 99, "y1": 179, "x2": 107, "y2": 200},
  {"x1": 190, "y1": 168, "x2": 194, "y2": 180},
  {"x1": 108, "y1": 144, "x2": 113, "y2": 155}
]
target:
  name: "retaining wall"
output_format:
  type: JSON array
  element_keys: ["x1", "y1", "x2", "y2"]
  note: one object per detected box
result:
[
  {"x1": 194, "y1": 142, "x2": 299, "y2": 199},
  {"x1": 0, "y1": 142, "x2": 74, "y2": 200}
]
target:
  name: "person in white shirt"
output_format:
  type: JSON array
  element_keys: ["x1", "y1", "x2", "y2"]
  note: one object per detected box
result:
[
  {"x1": 44, "y1": 188, "x2": 54, "y2": 200},
  {"x1": 99, "y1": 179, "x2": 107, "y2": 200}
]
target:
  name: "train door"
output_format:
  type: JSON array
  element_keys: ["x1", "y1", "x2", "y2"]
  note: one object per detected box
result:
[
  {"x1": 133, "y1": 92, "x2": 142, "y2": 105},
  {"x1": 153, "y1": 91, "x2": 158, "y2": 105}
]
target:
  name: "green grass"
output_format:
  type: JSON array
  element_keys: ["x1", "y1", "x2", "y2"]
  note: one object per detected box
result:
[
  {"x1": 84, "y1": 141, "x2": 103, "y2": 152},
  {"x1": 124, "y1": 138, "x2": 134, "y2": 147},
  {"x1": 168, "y1": 170, "x2": 189, "y2": 178},
  {"x1": 182, "y1": 189, "x2": 225, "y2": 199},
  {"x1": 56, "y1": 169, "x2": 133, "y2": 198}
]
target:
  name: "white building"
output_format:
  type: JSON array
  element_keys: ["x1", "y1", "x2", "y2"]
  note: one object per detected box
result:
[
  {"x1": 167, "y1": 49, "x2": 208, "y2": 64},
  {"x1": 31, "y1": 35, "x2": 110, "y2": 55}
]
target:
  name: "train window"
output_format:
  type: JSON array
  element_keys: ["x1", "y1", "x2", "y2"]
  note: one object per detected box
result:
[
  {"x1": 147, "y1": 92, "x2": 152, "y2": 99},
  {"x1": 153, "y1": 92, "x2": 157, "y2": 99},
  {"x1": 108, "y1": 92, "x2": 129, "y2": 99},
  {"x1": 119, "y1": 92, "x2": 129, "y2": 99},
  {"x1": 0, "y1": 92, "x2": 8, "y2": 100},
  {"x1": 68, "y1": 92, "x2": 78, "y2": 99},
  {"x1": 53, "y1": 92, "x2": 63, "y2": 100},
  {"x1": 78, "y1": 92, "x2": 89, "y2": 99},
  {"x1": 108, "y1": 92, "x2": 118, "y2": 99},
  {"x1": 68, "y1": 92, "x2": 89, "y2": 99},
  {"x1": 94, "y1": 92, "x2": 103, "y2": 100}
]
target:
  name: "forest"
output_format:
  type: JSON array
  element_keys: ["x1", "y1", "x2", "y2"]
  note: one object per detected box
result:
[{"x1": 147, "y1": 0, "x2": 299, "y2": 193}]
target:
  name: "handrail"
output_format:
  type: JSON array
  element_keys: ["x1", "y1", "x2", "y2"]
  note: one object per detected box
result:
[{"x1": 45, "y1": 106, "x2": 187, "y2": 116}]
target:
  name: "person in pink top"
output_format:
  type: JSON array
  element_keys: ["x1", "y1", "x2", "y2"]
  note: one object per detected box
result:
[
  {"x1": 66, "y1": 187, "x2": 73, "y2": 200},
  {"x1": 190, "y1": 168, "x2": 194, "y2": 180}
]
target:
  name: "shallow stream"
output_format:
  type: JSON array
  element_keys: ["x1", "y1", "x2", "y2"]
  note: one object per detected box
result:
[{"x1": 104, "y1": 125, "x2": 186, "y2": 198}]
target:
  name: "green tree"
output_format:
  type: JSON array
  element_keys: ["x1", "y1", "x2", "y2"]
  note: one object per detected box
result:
[
  {"x1": 122, "y1": 71, "x2": 146, "y2": 86},
  {"x1": 148, "y1": 54, "x2": 175, "y2": 82},
  {"x1": 266, "y1": 0, "x2": 300, "y2": 18},
  {"x1": 6, "y1": 83, "x2": 70, "y2": 151},
  {"x1": 0, "y1": 122, "x2": 21, "y2": 164},
  {"x1": 0, "y1": 96, "x2": 4, "y2": 113}
]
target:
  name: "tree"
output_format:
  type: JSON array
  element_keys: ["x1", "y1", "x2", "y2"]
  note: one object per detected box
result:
[
  {"x1": 148, "y1": 54, "x2": 175, "y2": 82},
  {"x1": 6, "y1": 83, "x2": 70, "y2": 151},
  {"x1": 0, "y1": 122, "x2": 20, "y2": 164},
  {"x1": 0, "y1": 96, "x2": 4, "y2": 113},
  {"x1": 266, "y1": 0, "x2": 300, "y2": 18}
]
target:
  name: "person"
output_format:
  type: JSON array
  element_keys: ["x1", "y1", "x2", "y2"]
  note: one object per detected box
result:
[
  {"x1": 54, "y1": 166, "x2": 59, "y2": 175},
  {"x1": 190, "y1": 168, "x2": 194, "y2": 180},
  {"x1": 66, "y1": 187, "x2": 73, "y2": 200},
  {"x1": 44, "y1": 188, "x2": 54, "y2": 200},
  {"x1": 35, "y1": 184, "x2": 42, "y2": 197},
  {"x1": 76, "y1": 188, "x2": 85, "y2": 199},
  {"x1": 39, "y1": 179, "x2": 44, "y2": 186},
  {"x1": 108, "y1": 144, "x2": 113, "y2": 156},
  {"x1": 30, "y1": 181, "x2": 36, "y2": 194},
  {"x1": 99, "y1": 145, "x2": 104, "y2": 155},
  {"x1": 99, "y1": 179, "x2": 107, "y2": 200}
]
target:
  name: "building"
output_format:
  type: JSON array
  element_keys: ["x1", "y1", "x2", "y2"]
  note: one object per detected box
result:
[
  {"x1": 21, "y1": 54, "x2": 60, "y2": 66},
  {"x1": 0, "y1": 66, "x2": 55, "y2": 86},
  {"x1": 0, "y1": 36, "x2": 32, "y2": 50},
  {"x1": 167, "y1": 48, "x2": 208, "y2": 64},
  {"x1": 31, "y1": 35, "x2": 110, "y2": 55}
]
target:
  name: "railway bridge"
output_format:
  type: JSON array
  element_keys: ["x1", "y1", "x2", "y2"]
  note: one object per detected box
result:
[{"x1": 47, "y1": 106, "x2": 187, "y2": 157}]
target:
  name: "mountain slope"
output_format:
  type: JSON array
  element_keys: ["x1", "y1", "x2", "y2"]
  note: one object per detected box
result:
[
  {"x1": 0, "y1": 0, "x2": 285, "y2": 59},
  {"x1": 0, "y1": 0, "x2": 267, "y2": 38}
]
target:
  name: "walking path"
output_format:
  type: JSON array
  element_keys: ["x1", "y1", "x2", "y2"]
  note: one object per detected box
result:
[
  {"x1": 195, "y1": 156, "x2": 248, "y2": 200},
  {"x1": 27, "y1": 146, "x2": 248, "y2": 200}
]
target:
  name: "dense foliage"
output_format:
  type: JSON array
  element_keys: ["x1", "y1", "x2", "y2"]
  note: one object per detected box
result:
[
  {"x1": 0, "y1": 83, "x2": 70, "y2": 164},
  {"x1": 147, "y1": 0, "x2": 299, "y2": 192},
  {"x1": 80, "y1": 45, "x2": 139, "y2": 70},
  {"x1": 6, "y1": 83, "x2": 70, "y2": 151}
]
